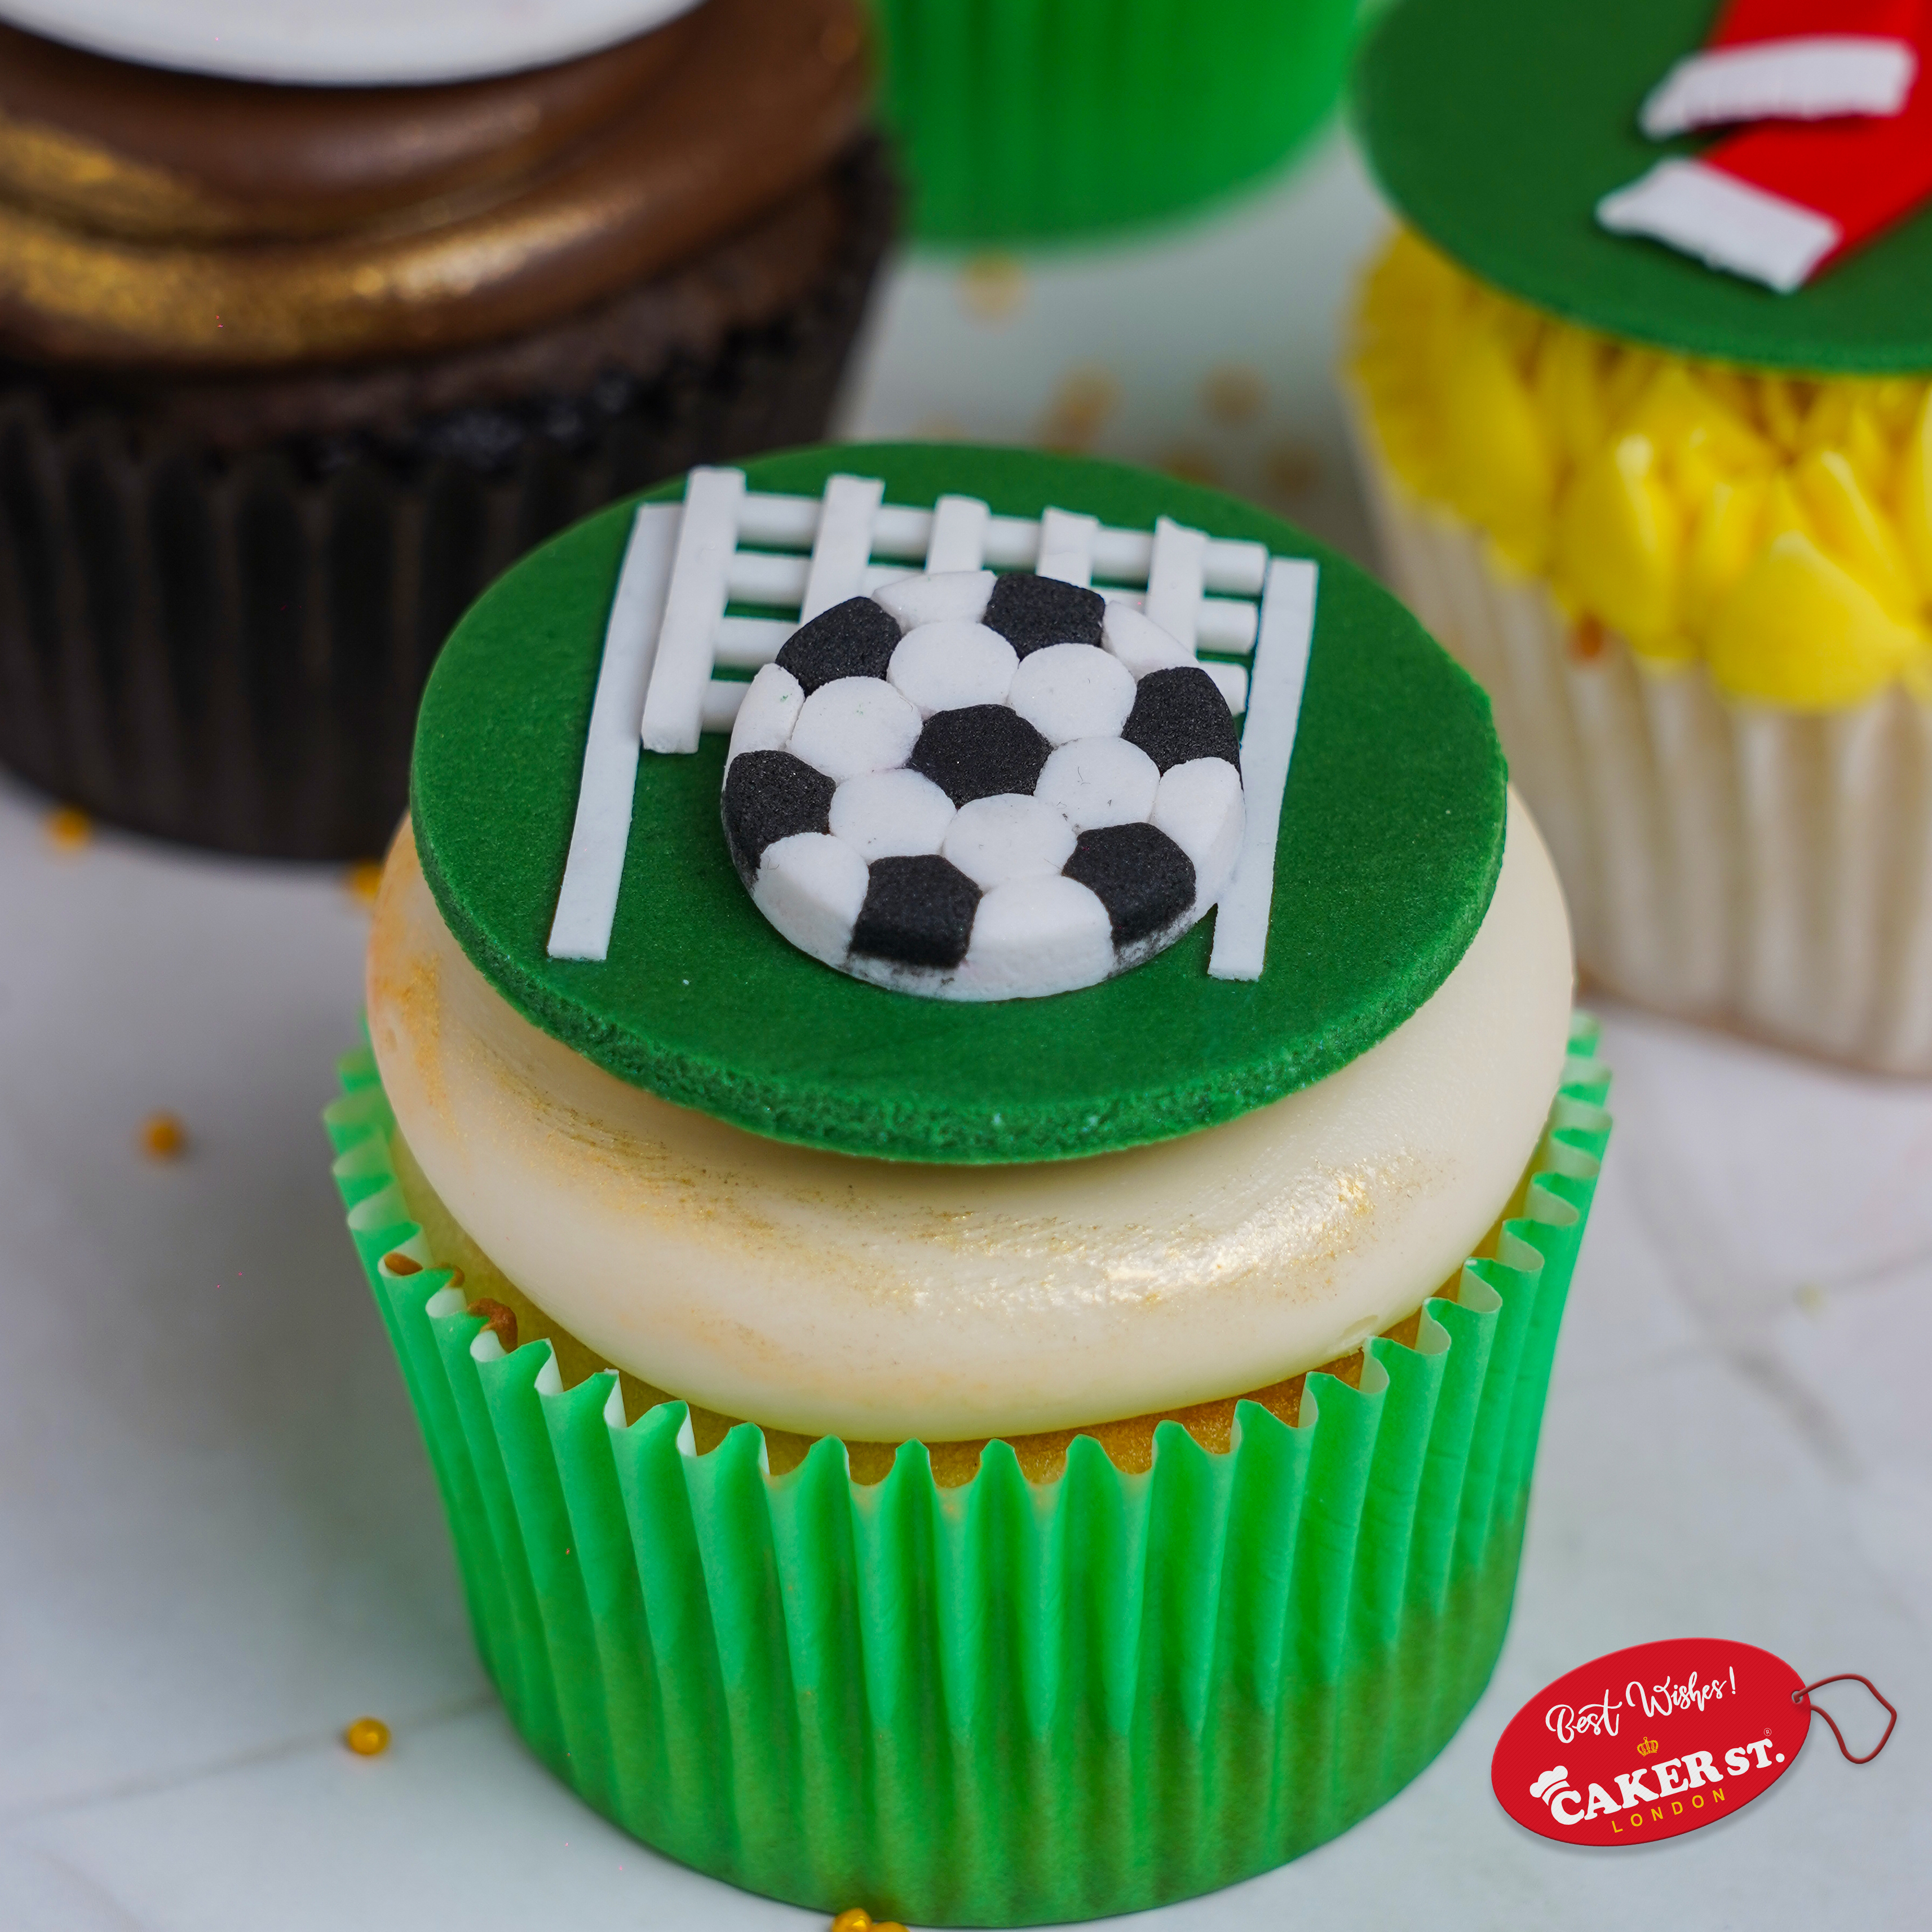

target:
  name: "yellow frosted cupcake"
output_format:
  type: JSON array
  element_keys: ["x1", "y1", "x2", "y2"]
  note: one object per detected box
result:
[{"x1": 1350, "y1": 0, "x2": 1932, "y2": 1071}]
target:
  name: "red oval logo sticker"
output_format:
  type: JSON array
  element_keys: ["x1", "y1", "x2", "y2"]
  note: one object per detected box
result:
[{"x1": 1493, "y1": 1638, "x2": 1808, "y2": 1845}]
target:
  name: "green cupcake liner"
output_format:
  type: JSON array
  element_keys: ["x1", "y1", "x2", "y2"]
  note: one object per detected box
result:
[
  {"x1": 326, "y1": 1017, "x2": 1609, "y2": 1925},
  {"x1": 866, "y1": 0, "x2": 1362, "y2": 242}
]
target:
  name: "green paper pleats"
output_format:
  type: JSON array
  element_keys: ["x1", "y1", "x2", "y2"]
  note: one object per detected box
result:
[
  {"x1": 326, "y1": 1019, "x2": 1609, "y2": 1925},
  {"x1": 866, "y1": 0, "x2": 1362, "y2": 243}
]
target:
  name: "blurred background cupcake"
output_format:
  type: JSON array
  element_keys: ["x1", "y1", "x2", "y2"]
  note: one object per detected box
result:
[
  {"x1": 867, "y1": 0, "x2": 1361, "y2": 242},
  {"x1": 0, "y1": 0, "x2": 892, "y2": 860},
  {"x1": 1348, "y1": 0, "x2": 1932, "y2": 1075}
]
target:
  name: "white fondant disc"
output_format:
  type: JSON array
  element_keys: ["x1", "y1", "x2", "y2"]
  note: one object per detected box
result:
[{"x1": 0, "y1": 0, "x2": 701, "y2": 86}]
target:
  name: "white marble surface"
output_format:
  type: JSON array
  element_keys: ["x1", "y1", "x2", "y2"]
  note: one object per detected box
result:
[{"x1": 2, "y1": 132, "x2": 1926, "y2": 1929}]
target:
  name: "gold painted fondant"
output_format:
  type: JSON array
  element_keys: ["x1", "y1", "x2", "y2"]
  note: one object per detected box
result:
[{"x1": 0, "y1": 0, "x2": 868, "y2": 368}]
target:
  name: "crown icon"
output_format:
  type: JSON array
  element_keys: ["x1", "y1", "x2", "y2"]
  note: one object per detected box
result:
[{"x1": 1635, "y1": 1737, "x2": 1659, "y2": 1757}]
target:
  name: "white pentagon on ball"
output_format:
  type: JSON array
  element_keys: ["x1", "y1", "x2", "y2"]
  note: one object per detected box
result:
[
  {"x1": 888, "y1": 621, "x2": 1018, "y2": 716},
  {"x1": 942, "y1": 794, "x2": 1078, "y2": 890},
  {"x1": 1007, "y1": 641, "x2": 1135, "y2": 745},
  {"x1": 829, "y1": 768, "x2": 957, "y2": 861},
  {"x1": 1036, "y1": 735, "x2": 1161, "y2": 832},
  {"x1": 788, "y1": 676, "x2": 922, "y2": 782},
  {"x1": 720, "y1": 569, "x2": 1246, "y2": 1000}
]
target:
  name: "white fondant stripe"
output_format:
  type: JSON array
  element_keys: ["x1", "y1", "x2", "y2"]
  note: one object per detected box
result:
[
  {"x1": 701, "y1": 679, "x2": 749, "y2": 733},
  {"x1": 872, "y1": 504, "x2": 935, "y2": 557},
  {"x1": 727, "y1": 549, "x2": 807, "y2": 605},
  {"x1": 1209, "y1": 558, "x2": 1318, "y2": 983},
  {"x1": 1641, "y1": 38, "x2": 1916, "y2": 138},
  {"x1": 714, "y1": 593, "x2": 1257, "y2": 672},
  {"x1": 640, "y1": 466, "x2": 745, "y2": 754},
  {"x1": 1597, "y1": 159, "x2": 1840, "y2": 293},
  {"x1": 1037, "y1": 507, "x2": 1099, "y2": 585},
  {"x1": 734, "y1": 491, "x2": 821, "y2": 548},
  {"x1": 1086, "y1": 524, "x2": 1266, "y2": 595},
  {"x1": 604, "y1": 481, "x2": 1285, "y2": 788},
  {"x1": 1144, "y1": 517, "x2": 1209, "y2": 650},
  {"x1": 926, "y1": 494, "x2": 992, "y2": 571},
  {"x1": 799, "y1": 474, "x2": 886, "y2": 621},
  {"x1": 1196, "y1": 598, "x2": 1259, "y2": 655},
  {"x1": 726, "y1": 490, "x2": 1266, "y2": 593},
  {"x1": 547, "y1": 502, "x2": 682, "y2": 961},
  {"x1": 727, "y1": 550, "x2": 912, "y2": 608},
  {"x1": 715, "y1": 614, "x2": 794, "y2": 667},
  {"x1": 1100, "y1": 589, "x2": 1259, "y2": 655}
]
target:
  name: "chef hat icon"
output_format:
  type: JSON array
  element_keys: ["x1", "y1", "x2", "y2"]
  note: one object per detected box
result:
[{"x1": 1529, "y1": 1766, "x2": 1570, "y2": 1802}]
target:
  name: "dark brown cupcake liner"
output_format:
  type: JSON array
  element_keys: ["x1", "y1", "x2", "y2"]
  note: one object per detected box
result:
[{"x1": 0, "y1": 140, "x2": 894, "y2": 860}]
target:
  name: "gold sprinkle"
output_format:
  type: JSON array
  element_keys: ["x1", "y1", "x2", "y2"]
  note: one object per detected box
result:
[
  {"x1": 468, "y1": 1298, "x2": 519, "y2": 1352},
  {"x1": 46, "y1": 805, "x2": 92, "y2": 852},
  {"x1": 832, "y1": 1912, "x2": 873, "y2": 1932},
  {"x1": 1202, "y1": 362, "x2": 1267, "y2": 426},
  {"x1": 383, "y1": 1250, "x2": 422, "y2": 1277},
  {"x1": 344, "y1": 861, "x2": 383, "y2": 908},
  {"x1": 140, "y1": 1112, "x2": 187, "y2": 1160},
  {"x1": 1568, "y1": 615, "x2": 1607, "y2": 663},
  {"x1": 344, "y1": 1716, "x2": 391, "y2": 1757},
  {"x1": 1262, "y1": 437, "x2": 1321, "y2": 499},
  {"x1": 1158, "y1": 442, "x2": 1222, "y2": 488},
  {"x1": 819, "y1": 15, "x2": 864, "y2": 65},
  {"x1": 958, "y1": 253, "x2": 1025, "y2": 322},
  {"x1": 1036, "y1": 365, "x2": 1119, "y2": 453}
]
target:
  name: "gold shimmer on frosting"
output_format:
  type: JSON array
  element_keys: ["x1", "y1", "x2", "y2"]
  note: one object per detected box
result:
[
  {"x1": 0, "y1": 0, "x2": 868, "y2": 368},
  {"x1": 384, "y1": 1127, "x2": 1495, "y2": 1489},
  {"x1": 0, "y1": 110, "x2": 222, "y2": 236},
  {"x1": 365, "y1": 807, "x2": 1573, "y2": 1445}
]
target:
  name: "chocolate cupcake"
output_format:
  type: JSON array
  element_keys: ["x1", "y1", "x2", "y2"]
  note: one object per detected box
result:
[{"x1": 0, "y1": 0, "x2": 891, "y2": 859}]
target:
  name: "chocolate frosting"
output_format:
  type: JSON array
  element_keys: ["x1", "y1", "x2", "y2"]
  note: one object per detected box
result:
[
  {"x1": 0, "y1": 0, "x2": 870, "y2": 369},
  {"x1": 0, "y1": 19, "x2": 698, "y2": 240}
]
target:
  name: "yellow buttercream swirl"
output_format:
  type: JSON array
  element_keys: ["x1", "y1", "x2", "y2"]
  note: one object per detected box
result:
[{"x1": 1352, "y1": 229, "x2": 1932, "y2": 710}]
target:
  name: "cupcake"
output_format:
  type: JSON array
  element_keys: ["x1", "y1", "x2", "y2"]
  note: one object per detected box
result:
[
  {"x1": 1349, "y1": 0, "x2": 1932, "y2": 1073},
  {"x1": 328, "y1": 441, "x2": 1610, "y2": 1922},
  {"x1": 865, "y1": 0, "x2": 1359, "y2": 241},
  {"x1": 0, "y1": 0, "x2": 889, "y2": 861}
]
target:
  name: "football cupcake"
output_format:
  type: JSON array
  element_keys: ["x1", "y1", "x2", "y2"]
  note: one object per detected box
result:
[
  {"x1": 329, "y1": 442, "x2": 1610, "y2": 1921},
  {"x1": 1350, "y1": 0, "x2": 1932, "y2": 1072},
  {"x1": 0, "y1": 0, "x2": 888, "y2": 859}
]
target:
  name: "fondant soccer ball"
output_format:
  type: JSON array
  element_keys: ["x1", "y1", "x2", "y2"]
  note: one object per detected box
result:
[{"x1": 721, "y1": 570, "x2": 1245, "y2": 1000}]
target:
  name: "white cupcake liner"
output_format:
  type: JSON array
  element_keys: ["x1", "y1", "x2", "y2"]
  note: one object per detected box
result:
[{"x1": 1352, "y1": 425, "x2": 1932, "y2": 1075}]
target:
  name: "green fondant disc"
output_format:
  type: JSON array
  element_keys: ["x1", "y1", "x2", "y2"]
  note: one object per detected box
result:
[
  {"x1": 412, "y1": 444, "x2": 1505, "y2": 1164},
  {"x1": 1354, "y1": 0, "x2": 1932, "y2": 374}
]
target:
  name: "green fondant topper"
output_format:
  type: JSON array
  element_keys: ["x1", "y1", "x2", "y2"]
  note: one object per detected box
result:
[
  {"x1": 411, "y1": 444, "x2": 1506, "y2": 1164},
  {"x1": 1354, "y1": 0, "x2": 1932, "y2": 374}
]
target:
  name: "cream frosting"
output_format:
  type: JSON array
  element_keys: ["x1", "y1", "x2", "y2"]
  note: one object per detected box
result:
[{"x1": 368, "y1": 792, "x2": 1573, "y2": 1442}]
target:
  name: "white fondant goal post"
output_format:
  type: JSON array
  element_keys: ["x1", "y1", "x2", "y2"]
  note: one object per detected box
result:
[{"x1": 547, "y1": 469, "x2": 1318, "y2": 983}]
